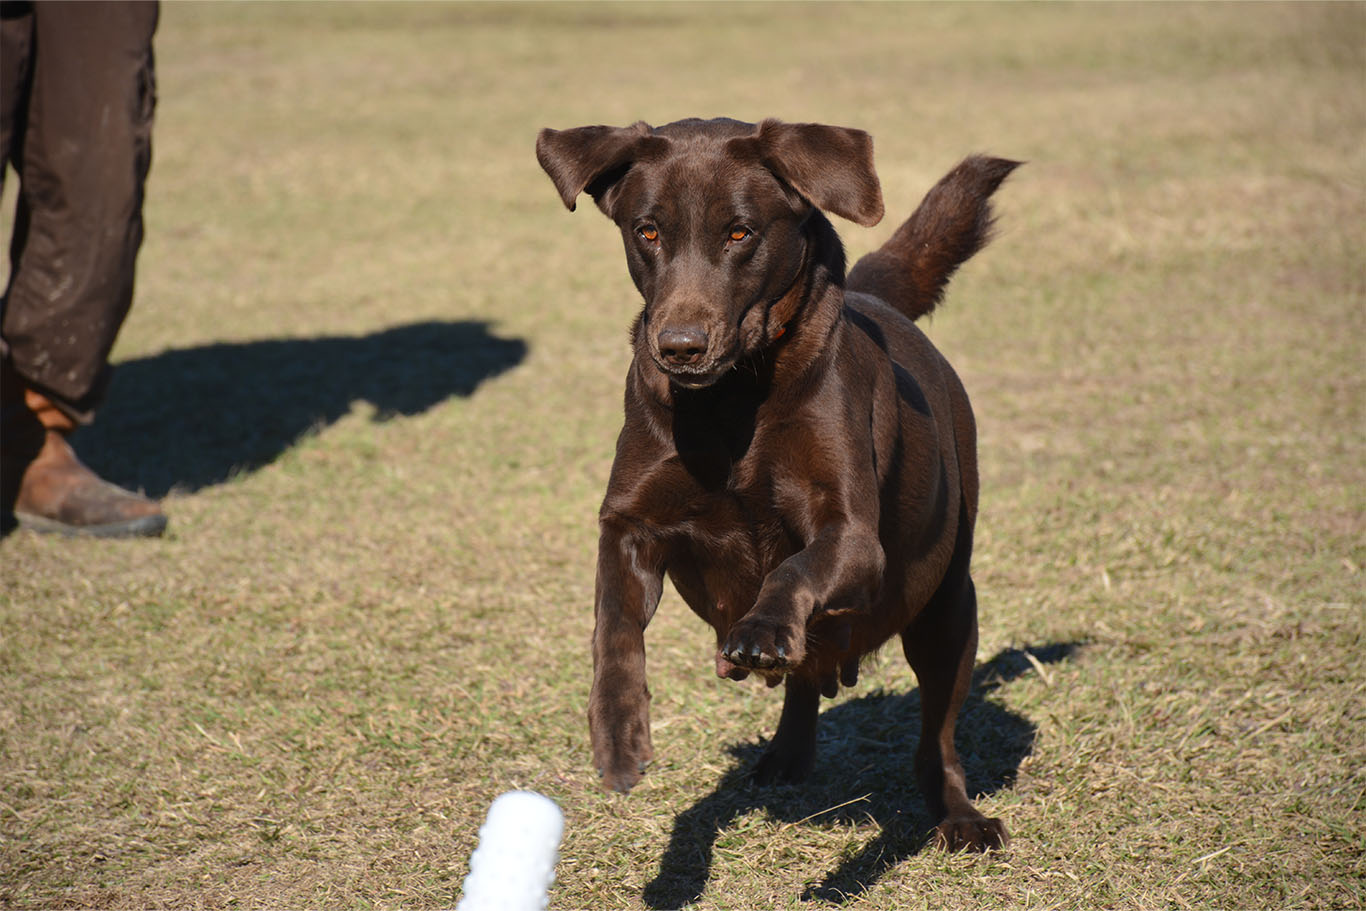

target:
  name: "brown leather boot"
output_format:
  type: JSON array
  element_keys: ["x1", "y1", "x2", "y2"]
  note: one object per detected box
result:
[{"x1": 1, "y1": 386, "x2": 166, "y2": 538}]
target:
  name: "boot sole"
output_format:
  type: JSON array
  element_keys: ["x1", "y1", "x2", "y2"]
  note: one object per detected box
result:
[{"x1": 13, "y1": 510, "x2": 168, "y2": 539}]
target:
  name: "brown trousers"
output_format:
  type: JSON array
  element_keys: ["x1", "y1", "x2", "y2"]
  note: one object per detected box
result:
[{"x1": 0, "y1": 0, "x2": 158, "y2": 424}]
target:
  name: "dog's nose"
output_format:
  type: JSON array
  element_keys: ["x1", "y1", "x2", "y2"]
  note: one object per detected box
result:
[{"x1": 657, "y1": 327, "x2": 709, "y2": 366}]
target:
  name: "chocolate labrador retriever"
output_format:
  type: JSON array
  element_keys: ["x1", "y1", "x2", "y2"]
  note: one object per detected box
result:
[{"x1": 536, "y1": 117, "x2": 1018, "y2": 851}]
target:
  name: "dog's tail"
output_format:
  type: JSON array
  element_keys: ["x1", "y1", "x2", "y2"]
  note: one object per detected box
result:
[{"x1": 846, "y1": 155, "x2": 1021, "y2": 321}]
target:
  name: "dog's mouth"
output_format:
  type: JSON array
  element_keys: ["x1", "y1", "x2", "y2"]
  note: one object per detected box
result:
[
  {"x1": 654, "y1": 353, "x2": 743, "y2": 390},
  {"x1": 662, "y1": 365, "x2": 724, "y2": 389}
]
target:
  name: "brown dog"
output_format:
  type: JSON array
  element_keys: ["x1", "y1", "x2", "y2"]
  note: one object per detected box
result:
[{"x1": 536, "y1": 117, "x2": 1018, "y2": 851}]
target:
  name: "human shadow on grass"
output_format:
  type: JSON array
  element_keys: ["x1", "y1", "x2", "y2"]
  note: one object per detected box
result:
[
  {"x1": 642, "y1": 642, "x2": 1078, "y2": 909},
  {"x1": 70, "y1": 319, "x2": 527, "y2": 498}
]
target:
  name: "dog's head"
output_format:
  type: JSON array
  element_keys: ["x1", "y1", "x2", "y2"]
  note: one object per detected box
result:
[{"x1": 537, "y1": 118, "x2": 884, "y2": 389}]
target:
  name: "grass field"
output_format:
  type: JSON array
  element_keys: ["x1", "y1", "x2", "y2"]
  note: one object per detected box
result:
[{"x1": 2, "y1": 2, "x2": 1363, "y2": 908}]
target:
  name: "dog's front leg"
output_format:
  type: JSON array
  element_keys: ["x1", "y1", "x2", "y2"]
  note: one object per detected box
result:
[
  {"x1": 722, "y1": 521, "x2": 884, "y2": 672},
  {"x1": 590, "y1": 516, "x2": 665, "y2": 793}
]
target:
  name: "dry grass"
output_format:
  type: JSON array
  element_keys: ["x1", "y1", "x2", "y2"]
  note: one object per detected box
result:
[{"x1": 2, "y1": 2, "x2": 1363, "y2": 909}]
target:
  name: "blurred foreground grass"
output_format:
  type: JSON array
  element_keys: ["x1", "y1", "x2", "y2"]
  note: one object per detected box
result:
[{"x1": 2, "y1": 3, "x2": 1362, "y2": 909}]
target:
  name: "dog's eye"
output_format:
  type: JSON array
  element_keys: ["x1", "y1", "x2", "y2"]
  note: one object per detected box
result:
[
  {"x1": 637, "y1": 225, "x2": 659, "y2": 243},
  {"x1": 728, "y1": 227, "x2": 752, "y2": 243}
]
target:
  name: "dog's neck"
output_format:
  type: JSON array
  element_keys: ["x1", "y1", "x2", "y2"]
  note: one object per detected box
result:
[{"x1": 759, "y1": 211, "x2": 847, "y2": 389}]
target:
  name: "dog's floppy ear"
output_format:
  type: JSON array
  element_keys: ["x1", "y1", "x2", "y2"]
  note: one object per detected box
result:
[
  {"x1": 536, "y1": 122, "x2": 665, "y2": 218},
  {"x1": 740, "y1": 119, "x2": 885, "y2": 227}
]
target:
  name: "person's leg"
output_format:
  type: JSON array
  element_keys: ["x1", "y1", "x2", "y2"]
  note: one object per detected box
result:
[
  {"x1": 0, "y1": 2, "x2": 34, "y2": 177},
  {"x1": 4, "y1": 0, "x2": 157, "y2": 415},
  {"x1": 0, "y1": 1, "x2": 164, "y2": 537}
]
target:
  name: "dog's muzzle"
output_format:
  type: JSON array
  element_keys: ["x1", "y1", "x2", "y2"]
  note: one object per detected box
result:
[{"x1": 654, "y1": 325, "x2": 729, "y2": 388}]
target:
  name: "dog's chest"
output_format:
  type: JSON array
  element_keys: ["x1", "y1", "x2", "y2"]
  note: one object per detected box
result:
[
  {"x1": 660, "y1": 464, "x2": 799, "y2": 630},
  {"x1": 614, "y1": 380, "x2": 817, "y2": 628}
]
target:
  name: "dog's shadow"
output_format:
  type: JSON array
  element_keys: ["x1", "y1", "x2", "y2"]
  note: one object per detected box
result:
[
  {"x1": 68, "y1": 319, "x2": 527, "y2": 499},
  {"x1": 643, "y1": 642, "x2": 1078, "y2": 908}
]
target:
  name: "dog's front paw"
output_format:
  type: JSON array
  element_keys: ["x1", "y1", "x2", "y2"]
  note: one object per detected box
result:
[
  {"x1": 589, "y1": 689, "x2": 653, "y2": 794},
  {"x1": 933, "y1": 813, "x2": 1009, "y2": 852},
  {"x1": 597, "y1": 752, "x2": 650, "y2": 794},
  {"x1": 722, "y1": 613, "x2": 806, "y2": 671},
  {"x1": 593, "y1": 728, "x2": 652, "y2": 794}
]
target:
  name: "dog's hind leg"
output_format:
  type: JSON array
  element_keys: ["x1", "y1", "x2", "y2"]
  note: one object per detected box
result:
[
  {"x1": 901, "y1": 570, "x2": 1008, "y2": 851},
  {"x1": 752, "y1": 675, "x2": 821, "y2": 785}
]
